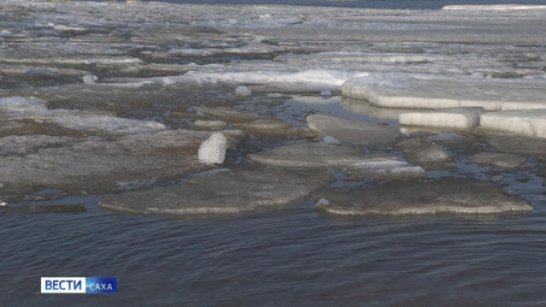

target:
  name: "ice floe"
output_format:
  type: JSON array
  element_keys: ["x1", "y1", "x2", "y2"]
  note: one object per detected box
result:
[
  {"x1": 0, "y1": 96, "x2": 165, "y2": 134},
  {"x1": 0, "y1": 135, "x2": 80, "y2": 156},
  {"x1": 248, "y1": 142, "x2": 416, "y2": 176},
  {"x1": 342, "y1": 74, "x2": 546, "y2": 111},
  {"x1": 396, "y1": 138, "x2": 451, "y2": 166},
  {"x1": 343, "y1": 161, "x2": 425, "y2": 180},
  {"x1": 234, "y1": 86, "x2": 252, "y2": 97},
  {"x1": 198, "y1": 132, "x2": 228, "y2": 165},
  {"x1": 442, "y1": 5, "x2": 546, "y2": 11},
  {"x1": 315, "y1": 179, "x2": 532, "y2": 216},
  {"x1": 194, "y1": 119, "x2": 227, "y2": 130},
  {"x1": 306, "y1": 114, "x2": 399, "y2": 146},
  {"x1": 0, "y1": 129, "x2": 243, "y2": 195},
  {"x1": 487, "y1": 134, "x2": 546, "y2": 154},
  {"x1": 399, "y1": 107, "x2": 483, "y2": 130},
  {"x1": 470, "y1": 152, "x2": 526, "y2": 169},
  {"x1": 174, "y1": 70, "x2": 370, "y2": 92},
  {"x1": 480, "y1": 110, "x2": 546, "y2": 139},
  {"x1": 82, "y1": 74, "x2": 97, "y2": 85},
  {"x1": 100, "y1": 167, "x2": 329, "y2": 216}
]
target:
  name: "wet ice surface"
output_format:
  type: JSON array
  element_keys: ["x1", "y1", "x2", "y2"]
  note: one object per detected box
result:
[{"x1": 1, "y1": 0, "x2": 546, "y2": 305}]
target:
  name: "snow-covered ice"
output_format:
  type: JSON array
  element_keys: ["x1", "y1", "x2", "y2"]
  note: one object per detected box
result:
[
  {"x1": 198, "y1": 132, "x2": 228, "y2": 165},
  {"x1": 399, "y1": 107, "x2": 483, "y2": 130},
  {"x1": 0, "y1": 0, "x2": 545, "y2": 217},
  {"x1": 442, "y1": 5, "x2": 546, "y2": 11},
  {"x1": 342, "y1": 74, "x2": 546, "y2": 111},
  {"x1": 0, "y1": 96, "x2": 165, "y2": 134},
  {"x1": 480, "y1": 110, "x2": 546, "y2": 139}
]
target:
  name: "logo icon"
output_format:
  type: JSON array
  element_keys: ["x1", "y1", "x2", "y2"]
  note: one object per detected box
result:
[{"x1": 41, "y1": 277, "x2": 117, "y2": 294}]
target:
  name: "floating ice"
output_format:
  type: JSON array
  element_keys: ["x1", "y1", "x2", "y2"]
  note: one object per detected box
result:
[
  {"x1": 487, "y1": 134, "x2": 546, "y2": 154},
  {"x1": 249, "y1": 142, "x2": 408, "y2": 169},
  {"x1": 315, "y1": 179, "x2": 532, "y2": 216},
  {"x1": 0, "y1": 135, "x2": 80, "y2": 157},
  {"x1": 0, "y1": 96, "x2": 165, "y2": 134},
  {"x1": 342, "y1": 74, "x2": 546, "y2": 111},
  {"x1": 235, "y1": 86, "x2": 252, "y2": 97},
  {"x1": 480, "y1": 110, "x2": 546, "y2": 139},
  {"x1": 100, "y1": 167, "x2": 329, "y2": 216},
  {"x1": 53, "y1": 25, "x2": 87, "y2": 33},
  {"x1": 322, "y1": 135, "x2": 340, "y2": 145},
  {"x1": 442, "y1": 5, "x2": 546, "y2": 11},
  {"x1": 343, "y1": 163, "x2": 425, "y2": 180},
  {"x1": 198, "y1": 132, "x2": 228, "y2": 165},
  {"x1": 307, "y1": 114, "x2": 399, "y2": 146},
  {"x1": 82, "y1": 74, "x2": 97, "y2": 85},
  {"x1": 396, "y1": 138, "x2": 451, "y2": 166},
  {"x1": 0, "y1": 57, "x2": 142, "y2": 66},
  {"x1": 234, "y1": 118, "x2": 292, "y2": 132},
  {"x1": 0, "y1": 129, "x2": 244, "y2": 195},
  {"x1": 471, "y1": 152, "x2": 526, "y2": 169},
  {"x1": 194, "y1": 120, "x2": 227, "y2": 130},
  {"x1": 179, "y1": 70, "x2": 370, "y2": 92},
  {"x1": 399, "y1": 107, "x2": 483, "y2": 130}
]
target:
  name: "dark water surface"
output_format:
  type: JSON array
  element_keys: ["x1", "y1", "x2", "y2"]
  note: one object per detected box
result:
[{"x1": 1, "y1": 189, "x2": 545, "y2": 306}]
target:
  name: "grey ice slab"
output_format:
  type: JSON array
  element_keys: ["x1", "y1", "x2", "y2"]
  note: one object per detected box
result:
[
  {"x1": 0, "y1": 129, "x2": 243, "y2": 195},
  {"x1": 307, "y1": 113, "x2": 399, "y2": 146},
  {"x1": 100, "y1": 168, "x2": 329, "y2": 216},
  {"x1": 315, "y1": 179, "x2": 532, "y2": 216}
]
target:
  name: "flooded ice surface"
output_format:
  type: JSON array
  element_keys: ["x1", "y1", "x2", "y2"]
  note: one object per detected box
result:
[{"x1": 1, "y1": 0, "x2": 546, "y2": 305}]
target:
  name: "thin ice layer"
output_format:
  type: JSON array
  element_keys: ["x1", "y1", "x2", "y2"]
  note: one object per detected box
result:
[
  {"x1": 315, "y1": 179, "x2": 532, "y2": 215},
  {"x1": 100, "y1": 168, "x2": 329, "y2": 216}
]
